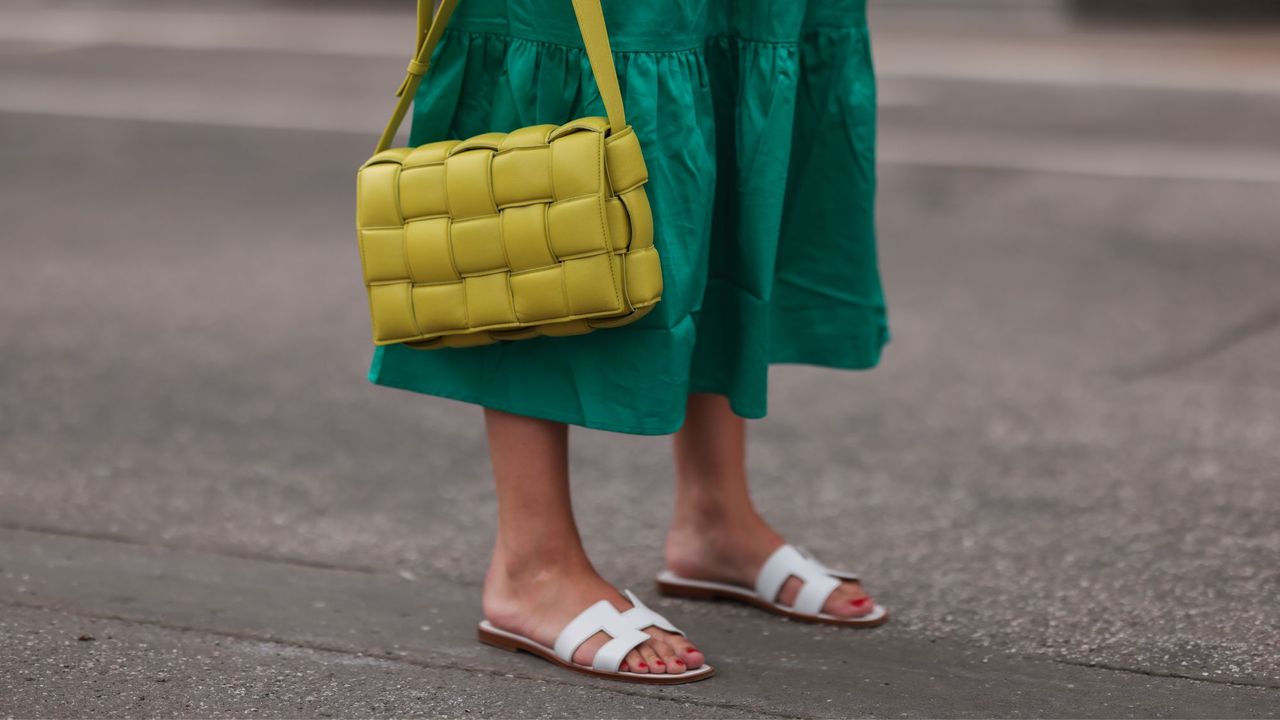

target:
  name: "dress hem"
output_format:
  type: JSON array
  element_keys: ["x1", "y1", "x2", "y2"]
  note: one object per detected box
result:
[{"x1": 368, "y1": 337, "x2": 886, "y2": 436}]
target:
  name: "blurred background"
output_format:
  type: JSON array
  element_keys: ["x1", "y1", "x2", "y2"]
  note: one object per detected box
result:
[{"x1": 2, "y1": 0, "x2": 1278, "y2": 717}]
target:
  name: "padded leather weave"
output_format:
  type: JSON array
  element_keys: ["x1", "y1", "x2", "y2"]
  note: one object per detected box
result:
[{"x1": 355, "y1": 0, "x2": 662, "y2": 349}]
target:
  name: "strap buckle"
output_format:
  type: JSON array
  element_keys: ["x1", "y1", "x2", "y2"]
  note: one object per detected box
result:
[{"x1": 395, "y1": 60, "x2": 431, "y2": 98}]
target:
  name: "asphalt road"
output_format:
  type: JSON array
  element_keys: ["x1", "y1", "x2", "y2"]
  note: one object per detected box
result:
[{"x1": 2, "y1": 2, "x2": 1279, "y2": 718}]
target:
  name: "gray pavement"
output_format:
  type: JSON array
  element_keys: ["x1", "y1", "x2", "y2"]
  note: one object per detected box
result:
[{"x1": 2, "y1": 2, "x2": 1279, "y2": 718}]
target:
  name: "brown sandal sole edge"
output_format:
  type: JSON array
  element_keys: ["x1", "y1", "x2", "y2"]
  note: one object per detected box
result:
[
  {"x1": 655, "y1": 576, "x2": 891, "y2": 629},
  {"x1": 476, "y1": 621, "x2": 716, "y2": 685}
]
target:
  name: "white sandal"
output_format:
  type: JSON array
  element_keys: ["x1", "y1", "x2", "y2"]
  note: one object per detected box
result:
[
  {"x1": 656, "y1": 544, "x2": 889, "y2": 628},
  {"x1": 477, "y1": 589, "x2": 715, "y2": 684}
]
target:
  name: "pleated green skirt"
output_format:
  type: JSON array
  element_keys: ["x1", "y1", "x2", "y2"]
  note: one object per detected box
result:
[{"x1": 368, "y1": 0, "x2": 889, "y2": 435}]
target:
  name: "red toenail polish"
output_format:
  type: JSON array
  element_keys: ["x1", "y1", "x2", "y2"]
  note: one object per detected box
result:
[
  {"x1": 637, "y1": 662, "x2": 647, "y2": 669},
  {"x1": 851, "y1": 597, "x2": 870, "y2": 606},
  {"x1": 654, "y1": 660, "x2": 664, "y2": 666}
]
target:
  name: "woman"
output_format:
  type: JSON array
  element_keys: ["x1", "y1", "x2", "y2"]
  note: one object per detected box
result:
[{"x1": 368, "y1": 0, "x2": 889, "y2": 683}]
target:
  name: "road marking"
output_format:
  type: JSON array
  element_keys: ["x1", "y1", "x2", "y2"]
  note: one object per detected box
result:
[
  {"x1": 873, "y1": 31, "x2": 1280, "y2": 96},
  {"x1": 878, "y1": 128, "x2": 1280, "y2": 184},
  {"x1": 3, "y1": 7, "x2": 1277, "y2": 184},
  {"x1": 3, "y1": 94, "x2": 1275, "y2": 184},
  {"x1": 0, "y1": 8, "x2": 408, "y2": 57},
  {"x1": 0, "y1": 76, "x2": 401, "y2": 135},
  {"x1": 4, "y1": 7, "x2": 1280, "y2": 96}
]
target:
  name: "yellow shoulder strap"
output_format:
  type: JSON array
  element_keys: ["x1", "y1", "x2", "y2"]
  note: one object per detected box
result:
[
  {"x1": 375, "y1": 0, "x2": 629, "y2": 154},
  {"x1": 568, "y1": 0, "x2": 628, "y2": 134}
]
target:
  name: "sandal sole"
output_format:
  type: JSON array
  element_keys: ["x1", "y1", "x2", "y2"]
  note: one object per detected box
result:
[
  {"x1": 477, "y1": 621, "x2": 715, "y2": 685},
  {"x1": 656, "y1": 574, "x2": 890, "y2": 628}
]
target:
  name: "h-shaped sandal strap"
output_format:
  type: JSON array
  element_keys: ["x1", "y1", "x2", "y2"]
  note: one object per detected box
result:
[
  {"x1": 795, "y1": 545, "x2": 862, "y2": 583},
  {"x1": 553, "y1": 599, "x2": 652, "y2": 672},
  {"x1": 620, "y1": 589, "x2": 684, "y2": 636},
  {"x1": 754, "y1": 544, "x2": 844, "y2": 617}
]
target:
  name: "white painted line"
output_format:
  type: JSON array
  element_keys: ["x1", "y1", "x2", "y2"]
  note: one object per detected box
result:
[
  {"x1": 3, "y1": 93, "x2": 1275, "y2": 184},
  {"x1": 0, "y1": 76, "x2": 399, "y2": 136},
  {"x1": 873, "y1": 31, "x2": 1280, "y2": 95},
  {"x1": 3, "y1": 8, "x2": 1276, "y2": 184},
  {"x1": 4, "y1": 8, "x2": 1280, "y2": 95},
  {"x1": 0, "y1": 8, "x2": 409, "y2": 57},
  {"x1": 878, "y1": 128, "x2": 1280, "y2": 184}
]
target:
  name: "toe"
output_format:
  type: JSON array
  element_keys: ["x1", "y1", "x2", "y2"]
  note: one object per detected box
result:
[
  {"x1": 636, "y1": 643, "x2": 660, "y2": 673},
  {"x1": 823, "y1": 581, "x2": 875, "y2": 618},
  {"x1": 623, "y1": 648, "x2": 647, "y2": 674},
  {"x1": 668, "y1": 635, "x2": 705, "y2": 669},
  {"x1": 647, "y1": 640, "x2": 672, "y2": 674},
  {"x1": 654, "y1": 640, "x2": 685, "y2": 674}
]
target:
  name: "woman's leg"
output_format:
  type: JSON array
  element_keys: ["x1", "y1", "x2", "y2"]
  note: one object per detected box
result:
[
  {"x1": 480, "y1": 408, "x2": 704, "y2": 673},
  {"x1": 666, "y1": 393, "x2": 875, "y2": 617}
]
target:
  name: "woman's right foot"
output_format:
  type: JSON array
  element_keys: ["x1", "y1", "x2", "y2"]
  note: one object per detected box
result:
[
  {"x1": 482, "y1": 554, "x2": 705, "y2": 674},
  {"x1": 664, "y1": 506, "x2": 879, "y2": 620}
]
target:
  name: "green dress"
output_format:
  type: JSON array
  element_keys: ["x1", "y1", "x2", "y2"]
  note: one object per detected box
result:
[{"x1": 368, "y1": 0, "x2": 888, "y2": 435}]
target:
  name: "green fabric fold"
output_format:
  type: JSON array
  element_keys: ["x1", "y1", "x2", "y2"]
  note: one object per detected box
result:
[{"x1": 369, "y1": 0, "x2": 887, "y2": 435}]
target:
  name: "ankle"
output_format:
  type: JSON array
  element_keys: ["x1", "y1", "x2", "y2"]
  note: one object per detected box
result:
[
  {"x1": 488, "y1": 535, "x2": 594, "y2": 588},
  {"x1": 669, "y1": 490, "x2": 768, "y2": 540},
  {"x1": 665, "y1": 497, "x2": 782, "y2": 580},
  {"x1": 484, "y1": 546, "x2": 598, "y2": 621}
]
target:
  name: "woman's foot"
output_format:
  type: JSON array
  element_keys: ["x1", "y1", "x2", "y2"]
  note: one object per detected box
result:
[
  {"x1": 664, "y1": 509, "x2": 877, "y2": 619},
  {"x1": 483, "y1": 553, "x2": 705, "y2": 674}
]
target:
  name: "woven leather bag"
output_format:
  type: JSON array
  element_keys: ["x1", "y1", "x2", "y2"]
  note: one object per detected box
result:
[{"x1": 356, "y1": 0, "x2": 662, "y2": 350}]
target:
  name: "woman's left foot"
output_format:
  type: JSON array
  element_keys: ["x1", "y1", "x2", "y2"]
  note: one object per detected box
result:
[{"x1": 663, "y1": 511, "x2": 878, "y2": 619}]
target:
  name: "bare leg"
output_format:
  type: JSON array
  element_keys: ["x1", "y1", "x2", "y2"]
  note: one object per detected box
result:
[
  {"x1": 666, "y1": 394, "x2": 875, "y2": 617},
  {"x1": 480, "y1": 408, "x2": 704, "y2": 673}
]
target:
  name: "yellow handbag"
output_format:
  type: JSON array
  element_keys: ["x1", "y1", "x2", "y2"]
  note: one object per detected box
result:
[{"x1": 355, "y1": 0, "x2": 662, "y2": 350}]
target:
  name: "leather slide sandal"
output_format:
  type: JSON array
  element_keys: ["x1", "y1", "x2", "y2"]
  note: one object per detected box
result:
[
  {"x1": 656, "y1": 544, "x2": 889, "y2": 628},
  {"x1": 477, "y1": 589, "x2": 714, "y2": 684}
]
